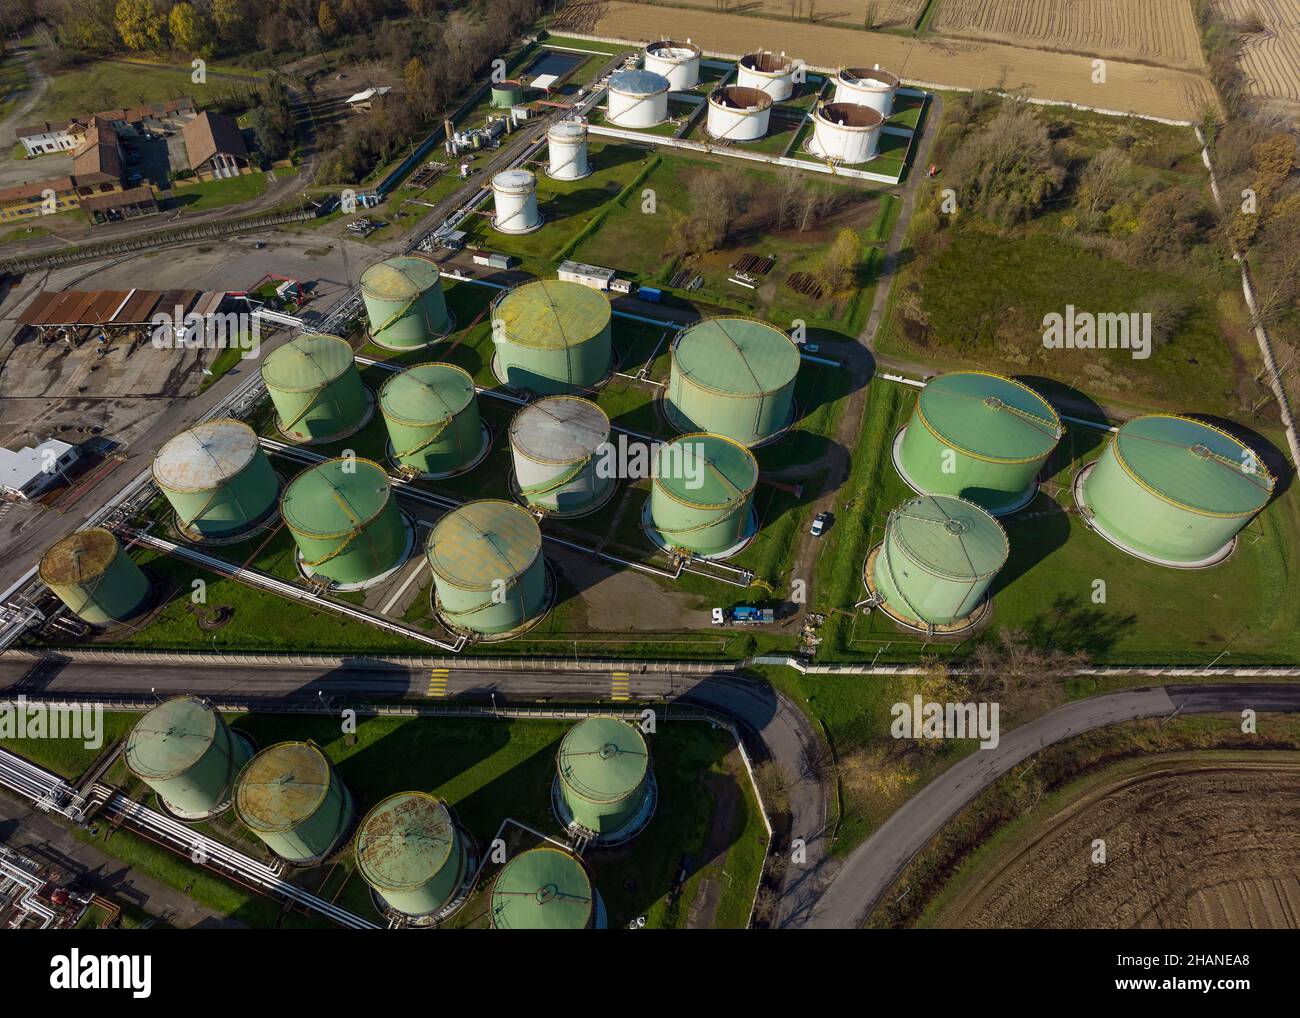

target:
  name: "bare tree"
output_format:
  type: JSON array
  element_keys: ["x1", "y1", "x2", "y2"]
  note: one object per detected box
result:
[{"x1": 1075, "y1": 146, "x2": 1131, "y2": 227}]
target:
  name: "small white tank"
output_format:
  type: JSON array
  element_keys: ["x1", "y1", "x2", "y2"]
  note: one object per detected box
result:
[
  {"x1": 807, "y1": 102, "x2": 883, "y2": 164},
  {"x1": 705, "y1": 86, "x2": 772, "y2": 142},
  {"x1": 644, "y1": 40, "x2": 702, "y2": 90},
  {"x1": 547, "y1": 120, "x2": 591, "y2": 180},
  {"x1": 607, "y1": 69, "x2": 671, "y2": 128},
  {"x1": 736, "y1": 51, "x2": 796, "y2": 102},
  {"x1": 492, "y1": 169, "x2": 542, "y2": 234},
  {"x1": 834, "y1": 65, "x2": 900, "y2": 118}
]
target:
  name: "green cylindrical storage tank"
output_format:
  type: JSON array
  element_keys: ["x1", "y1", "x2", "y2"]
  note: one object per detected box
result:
[
  {"x1": 509, "y1": 396, "x2": 613, "y2": 516},
  {"x1": 124, "y1": 696, "x2": 252, "y2": 818},
  {"x1": 360, "y1": 255, "x2": 451, "y2": 351},
  {"x1": 260, "y1": 333, "x2": 368, "y2": 443},
  {"x1": 650, "y1": 433, "x2": 758, "y2": 557},
  {"x1": 556, "y1": 717, "x2": 652, "y2": 839},
  {"x1": 490, "y1": 847, "x2": 599, "y2": 929},
  {"x1": 281, "y1": 457, "x2": 409, "y2": 587},
  {"x1": 665, "y1": 317, "x2": 800, "y2": 447},
  {"x1": 1079, "y1": 414, "x2": 1275, "y2": 567},
  {"x1": 380, "y1": 363, "x2": 484, "y2": 478},
  {"x1": 491, "y1": 80, "x2": 524, "y2": 108},
  {"x1": 152, "y1": 420, "x2": 279, "y2": 539},
  {"x1": 38, "y1": 528, "x2": 149, "y2": 626},
  {"x1": 491, "y1": 279, "x2": 612, "y2": 395},
  {"x1": 426, "y1": 500, "x2": 547, "y2": 635},
  {"x1": 896, "y1": 371, "x2": 1061, "y2": 515},
  {"x1": 355, "y1": 792, "x2": 469, "y2": 919},
  {"x1": 871, "y1": 494, "x2": 1009, "y2": 628},
  {"x1": 233, "y1": 741, "x2": 354, "y2": 864}
]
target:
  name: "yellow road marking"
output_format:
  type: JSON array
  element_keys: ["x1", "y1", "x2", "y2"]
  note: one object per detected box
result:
[
  {"x1": 428, "y1": 668, "x2": 449, "y2": 697},
  {"x1": 611, "y1": 672, "x2": 630, "y2": 702}
]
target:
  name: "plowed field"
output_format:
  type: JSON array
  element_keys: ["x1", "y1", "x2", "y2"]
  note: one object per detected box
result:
[{"x1": 1216, "y1": 0, "x2": 1300, "y2": 112}]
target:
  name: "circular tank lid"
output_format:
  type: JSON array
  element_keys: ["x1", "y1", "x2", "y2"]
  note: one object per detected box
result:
[
  {"x1": 260, "y1": 333, "x2": 353, "y2": 392},
  {"x1": 710, "y1": 85, "x2": 773, "y2": 111},
  {"x1": 380, "y1": 362, "x2": 475, "y2": 426},
  {"x1": 646, "y1": 40, "x2": 701, "y2": 60},
  {"x1": 816, "y1": 102, "x2": 884, "y2": 129},
  {"x1": 152, "y1": 419, "x2": 259, "y2": 493},
  {"x1": 360, "y1": 255, "x2": 442, "y2": 301},
  {"x1": 548, "y1": 119, "x2": 587, "y2": 141},
  {"x1": 656, "y1": 432, "x2": 758, "y2": 507},
  {"x1": 888, "y1": 494, "x2": 1009, "y2": 581},
  {"x1": 510, "y1": 396, "x2": 609, "y2": 464},
  {"x1": 741, "y1": 51, "x2": 792, "y2": 74},
  {"x1": 39, "y1": 528, "x2": 119, "y2": 585},
  {"x1": 281, "y1": 458, "x2": 392, "y2": 538},
  {"x1": 493, "y1": 168, "x2": 535, "y2": 192},
  {"x1": 125, "y1": 696, "x2": 218, "y2": 779},
  {"x1": 840, "y1": 65, "x2": 900, "y2": 89},
  {"x1": 1110, "y1": 414, "x2": 1275, "y2": 517},
  {"x1": 235, "y1": 741, "x2": 333, "y2": 832},
  {"x1": 610, "y1": 68, "x2": 670, "y2": 95},
  {"x1": 674, "y1": 317, "x2": 800, "y2": 396},
  {"x1": 916, "y1": 372, "x2": 1060, "y2": 463},
  {"x1": 558, "y1": 717, "x2": 649, "y2": 803},
  {"x1": 426, "y1": 499, "x2": 541, "y2": 590},
  {"x1": 355, "y1": 792, "x2": 457, "y2": 892},
  {"x1": 495, "y1": 279, "x2": 611, "y2": 349},
  {"x1": 491, "y1": 847, "x2": 593, "y2": 929}
]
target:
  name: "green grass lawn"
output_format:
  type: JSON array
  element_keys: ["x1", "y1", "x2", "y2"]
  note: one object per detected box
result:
[
  {"x1": 168, "y1": 171, "x2": 270, "y2": 212},
  {"x1": 26, "y1": 61, "x2": 229, "y2": 122},
  {"x1": 0, "y1": 51, "x2": 32, "y2": 120}
]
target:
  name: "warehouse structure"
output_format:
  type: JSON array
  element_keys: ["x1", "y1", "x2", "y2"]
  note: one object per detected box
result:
[
  {"x1": 546, "y1": 119, "x2": 592, "y2": 180},
  {"x1": 491, "y1": 279, "x2": 613, "y2": 395},
  {"x1": 38, "y1": 528, "x2": 150, "y2": 626},
  {"x1": 491, "y1": 168, "x2": 542, "y2": 234},
  {"x1": 646, "y1": 433, "x2": 758, "y2": 559},
  {"x1": 152, "y1": 420, "x2": 279, "y2": 540},
  {"x1": 124, "y1": 696, "x2": 253, "y2": 820},
  {"x1": 233, "y1": 741, "x2": 355, "y2": 865},
  {"x1": 834, "y1": 65, "x2": 899, "y2": 117},
  {"x1": 606, "y1": 69, "x2": 671, "y2": 128},
  {"x1": 867, "y1": 494, "x2": 1009, "y2": 632},
  {"x1": 509, "y1": 397, "x2": 614, "y2": 517},
  {"x1": 807, "y1": 102, "x2": 884, "y2": 164},
  {"x1": 360, "y1": 255, "x2": 453, "y2": 351},
  {"x1": 379, "y1": 363, "x2": 488, "y2": 479},
  {"x1": 355, "y1": 792, "x2": 472, "y2": 922},
  {"x1": 894, "y1": 372, "x2": 1062, "y2": 515},
  {"x1": 490, "y1": 847, "x2": 605, "y2": 929},
  {"x1": 736, "y1": 51, "x2": 796, "y2": 101},
  {"x1": 706, "y1": 86, "x2": 772, "y2": 142},
  {"x1": 666, "y1": 317, "x2": 800, "y2": 447},
  {"x1": 1077, "y1": 414, "x2": 1275, "y2": 568},
  {"x1": 553, "y1": 717, "x2": 656, "y2": 845},
  {"x1": 17, "y1": 287, "x2": 230, "y2": 341},
  {"x1": 260, "y1": 333, "x2": 371, "y2": 443},
  {"x1": 644, "y1": 40, "x2": 702, "y2": 90}
]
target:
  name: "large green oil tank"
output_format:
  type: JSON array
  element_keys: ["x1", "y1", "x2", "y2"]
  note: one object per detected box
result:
[
  {"x1": 355, "y1": 792, "x2": 469, "y2": 919},
  {"x1": 491, "y1": 80, "x2": 524, "y2": 108},
  {"x1": 233, "y1": 741, "x2": 354, "y2": 864},
  {"x1": 425, "y1": 500, "x2": 547, "y2": 635},
  {"x1": 897, "y1": 371, "x2": 1061, "y2": 515},
  {"x1": 666, "y1": 317, "x2": 800, "y2": 447},
  {"x1": 490, "y1": 847, "x2": 598, "y2": 929},
  {"x1": 38, "y1": 528, "x2": 150, "y2": 625},
  {"x1": 152, "y1": 419, "x2": 279, "y2": 539},
  {"x1": 360, "y1": 255, "x2": 451, "y2": 351},
  {"x1": 260, "y1": 333, "x2": 368, "y2": 443},
  {"x1": 1080, "y1": 414, "x2": 1274, "y2": 566},
  {"x1": 556, "y1": 717, "x2": 652, "y2": 838},
  {"x1": 379, "y1": 363, "x2": 483, "y2": 477},
  {"x1": 872, "y1": 494, "x2": 1009, "y2": 627},
  {"x1": 281, "y1": 457, "x2": 408, "y2": 586},
  {"x1": 509, "y1": 396, "x2": 613, "y2": 516},
  {"x1": 491, "y1": 279, "x2": 612, "y2": 395},
  {"x1": 124, "y1": 696, "x2": 252, "y2": 818},
  {"x1": 650, "y1": 433, "x2": 758, "y2": 556}
]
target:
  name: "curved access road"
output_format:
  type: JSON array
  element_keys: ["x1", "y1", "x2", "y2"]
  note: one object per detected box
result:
[{"x1": 794, "y1": 683, "x2": 1300, "y2": 929}]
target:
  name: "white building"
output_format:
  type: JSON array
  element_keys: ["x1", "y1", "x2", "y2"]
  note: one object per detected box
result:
[
  {"x1": 558, "y1": 260, "x2": 617, "y2": 290},
  {"x1": 0, "y1": 440, "x2": 80, "y2": 500}
]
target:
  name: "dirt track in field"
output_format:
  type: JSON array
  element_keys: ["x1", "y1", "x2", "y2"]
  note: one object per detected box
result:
[{"x1": 931, "y1": 753, "x2": 1300, "y2": 929}]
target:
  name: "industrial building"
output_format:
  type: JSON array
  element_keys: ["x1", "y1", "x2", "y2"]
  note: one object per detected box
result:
[
  {"x1": 648, "y1": 433, "x2": 758, "y2": 558},
  {"x1": 833, "y1": 65, "x2": 900, "y2": 117},
  {"x1": 706, "y1": 86, "x2": 773, "y2": 142},
  {"x1": 491, "y1": 168, "x2": 543, "y2": 234},
  {"x1": 807, "y1": 102, "x2": 884, "y2": 164},
  {"x1": 280, "y1": 458, "x2": 411, "y2": 588},
  {"x1": 869, "y1": 494, "x2": 1009, "y2": 631},
  {"x1": 489, "y1": 847, "x2": 604, "y2": 929},
  {"x1": 38, "y1": 528, "x2": 150, "y2": 626},
  {"x1": 17, "y1": 287, "x2": 231, "y2": 341},
  {"x1": 233, "y1": 741, "x2": 355, "y2": 865},
  {"x1": 0, "y1": 439, "x2": 80, "y2": 500},
  {"x1": 509, "y1": 397, "x2": 614, "y2": 516},
  {"x1": 360, "y1": 255, "x2": 452, "y2": 350},
  {"x1": 894, "y1": 372, "x2": 1062, "y2": 515},
  {"x1": 644, "y1": 40, "x2": 702, "y2": 90},
  {"x1": 354, "y1": 792, "x2": 470, "y2": 920},
  {"x1": 607, "y1": 69, "x2": 671, "y2": 128},
  {"x1": 260, "y1": 333, "x2": 370, "y2": 444},
  {"x1": 152, "y1": 420, "x2": 279, "y2": 540},
  {"x1": 546, "y1": 119, "x2": 592, "y2": 180},
  {"x1": 666, "y1": 317, "x2": 800, "y2": 447},
  {"x1": 736, "y1": 51, "x2": 796, "y2": 102},
  {"x1": 491, "y1": 279, "x2": 613, "y2": 395},
  {"x1": 425, "y1": 500, "x2": 548, "y2": 636},
  {"x1": 1078, "y1": 414, "x2": 1275, "y2": 567},
  {"x1": 379, "y1": 363, "x2": 487, "y2": 478},
  {"x1": 124, "y1": 696, "x2": 253, "y2": 819},
  {"x1": 554, "y1": 717, "x2": 655, "y2": 844}
]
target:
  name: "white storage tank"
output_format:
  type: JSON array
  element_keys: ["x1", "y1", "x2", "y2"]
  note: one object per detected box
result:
[
  {"x1": 547, "y1": 119, "x2": 591, "y2": 180},
  {"x1": 607, "y1": 69, "x2": 670, "y2": 128},
  {"x1": 736, "y1": 51, "x2": 795, "y2": 102},
  {"x1": 807, "y1": 102, "x2": 883, "y2": 164},
  {"x1": 834, "y1": 65, "x2": 899, "y2": 118},
  {"x1": 706, "y1": 85, "x2": 772, "y2": 142},
  {"x1": 644, "y1": 40, "x2": 701, "y2": 90},
  {"x1": 492, "y1": 169, "x2": 542, "y2": 234}
]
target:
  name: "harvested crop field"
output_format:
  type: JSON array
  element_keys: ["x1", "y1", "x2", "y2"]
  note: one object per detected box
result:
[
  {"x1": 1216, "y1": 0, "x2": 1300, "y2": 112},
  {"x1": 559, "y1": 2, "x2": 1218, "y2": 120},
  {"x1": 933, "y1": 0, "x2": 1204, "y2": 71},
  {"x1": 584, "y1": 0, "x2": 928, "y2": 31},
  {"x1": 930, "y1": 753, "x2": 1300, "y2": 929}
]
